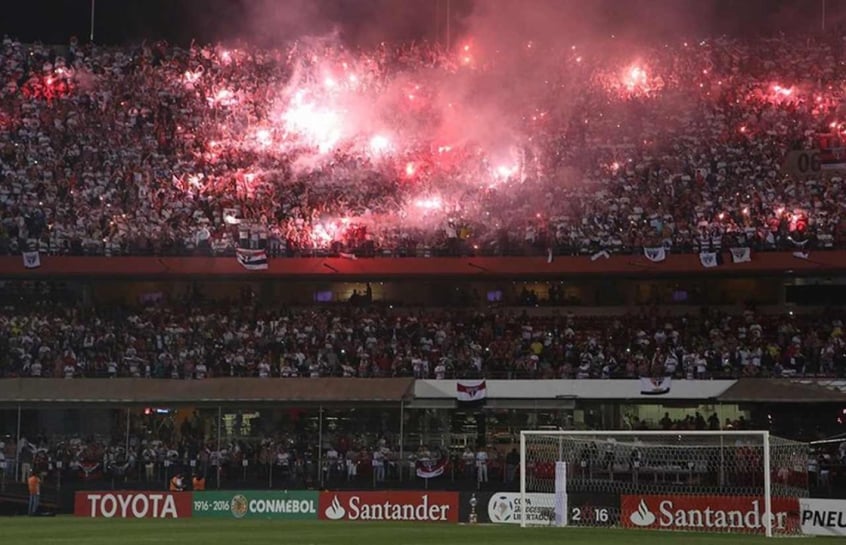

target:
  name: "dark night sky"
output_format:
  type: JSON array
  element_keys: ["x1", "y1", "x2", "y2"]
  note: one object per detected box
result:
[{"x1": 0, "y1": 0, "x2": 844, "y2": 47}]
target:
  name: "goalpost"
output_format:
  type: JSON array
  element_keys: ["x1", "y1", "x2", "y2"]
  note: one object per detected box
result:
[{"x1": 519, "y1": 430, "x2": 809, "y2": 537}]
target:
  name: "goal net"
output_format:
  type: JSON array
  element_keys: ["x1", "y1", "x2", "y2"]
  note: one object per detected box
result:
[{"x1": 519, "y1": 431, "x2": 808, "y2": 537}]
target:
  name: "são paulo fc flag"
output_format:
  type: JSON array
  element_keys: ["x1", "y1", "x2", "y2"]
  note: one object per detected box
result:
[
  {"x1": 639, "y1": 377, "x2": 672, "y2": 395},
  {"x1": 416, "y1": 458, "x2": 448, "y2": 479},
  {"x1": 643, "y1": 247, "x2": 666, "y2": 263},
  {"x1": 456, "y1": 379, "x2": 487, "y2": 405},
  {"x1": 730, "y1": 247, "x2": 751, "y2": 263},
  {"x1": 22, "y1": 251, "x2": 41, "y2": 269},
  {"x1": 236, "y1": 248, "x2": 268, "y2": 270}
]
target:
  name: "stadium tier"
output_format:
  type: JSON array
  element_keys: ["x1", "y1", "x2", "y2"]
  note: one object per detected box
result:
[{"x1": 0, "y1": 32, "x2": 845, "y2": 258}]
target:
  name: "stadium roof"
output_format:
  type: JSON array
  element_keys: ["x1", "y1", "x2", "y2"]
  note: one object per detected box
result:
[{"x1": 0, "y1": 378, "x2": 414, "y2": 407}]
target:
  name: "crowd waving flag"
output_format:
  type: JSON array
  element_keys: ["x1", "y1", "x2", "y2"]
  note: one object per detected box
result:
[{"x1": 236, "y1": 248, "x2": 269, "y2": 270}]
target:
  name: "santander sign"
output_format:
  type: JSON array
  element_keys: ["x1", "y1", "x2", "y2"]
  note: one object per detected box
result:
[
  {"x1": 319, "y1": 492, "x2": 458, "y2": 523},
  {"x1": 622, "y1": 495, "x2": 798, "y2": 533}
]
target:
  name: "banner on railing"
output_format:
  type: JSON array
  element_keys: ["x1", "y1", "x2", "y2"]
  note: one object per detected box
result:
[{"x1": 416, "y1": 458, "x2": 448, "y2": 479}]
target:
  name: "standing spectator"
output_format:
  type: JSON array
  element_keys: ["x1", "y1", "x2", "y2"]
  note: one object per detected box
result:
[
  {"x1": 476, "y1": 445, "x2": 488, "y2": 485},
  {"x1": 27, "y1": 471, "x2": 40, "y2": 516},
  {"x1": 505, "y1": 448, "x2": 519, "y2": 483}
]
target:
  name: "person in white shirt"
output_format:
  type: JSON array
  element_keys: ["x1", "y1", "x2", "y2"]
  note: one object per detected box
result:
[
  {"x1": 325, "y1": 446, "x2": 339, "y2": 481},
  {"x1": 345, "y1": 450, "x2": 357, "y2": 479},
  {"x1": 372, "y1": 448, "x2": 385, "y2": 482},
  {"x1": 462, "y1": 447, "x2": 475, "y2": 479},
  {"x1": 476, "y1": 447, "x2": 488, "y2": 484}
]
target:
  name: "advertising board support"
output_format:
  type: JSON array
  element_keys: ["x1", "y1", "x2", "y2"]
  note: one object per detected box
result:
[
  {"x1": 216, "y1": 406, "x2": 222, "y2": 490},
  {"x1": 399, "y1": 401, "x2": 405, "y2": 482},
  {"x1": 125, "y1": 408, "x2": 130, "y2": 455},
  {"x1": 15, "y1": 404, "x2": 21, "y2": 482},
  {"x1": 318, "y1": 406, "x2": 324, "y2": 489}
]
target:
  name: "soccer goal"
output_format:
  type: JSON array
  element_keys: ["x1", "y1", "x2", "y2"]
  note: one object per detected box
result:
[{"x1": 519, "y1": 430, "x2": 808, "y2": 537}]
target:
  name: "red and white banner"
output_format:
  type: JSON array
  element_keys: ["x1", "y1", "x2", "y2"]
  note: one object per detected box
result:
[
  {"x1": 622, "y1": 495, "x2": 799, "y2": 534},
  {"x1": 415, "y1": 458, "x2": 448, "y2": 479},
  {"x1": 236, "y1": 248, "x2": 268, "y2": 270},
  {"x1": 639, "y1": 377, "x2": 671, "y2": 395},
  {"x1": 456, "y1": 379, "x2": 487, "y2": 403},
  {"x1": 318, "y1": 491, "x2": 458, "y2": 522},
  {"x1": 74, "y1": 491, "x2": 193, "y2": 518}
]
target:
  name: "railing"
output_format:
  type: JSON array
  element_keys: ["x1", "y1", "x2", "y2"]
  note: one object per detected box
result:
[{"x1": 0, "y1": 236, "x2": 834, "y2": 258}]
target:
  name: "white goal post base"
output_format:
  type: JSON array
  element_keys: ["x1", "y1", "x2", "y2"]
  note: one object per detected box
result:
[{"x1": 519, "y1": 430, "x2": 808, "y2": 537}]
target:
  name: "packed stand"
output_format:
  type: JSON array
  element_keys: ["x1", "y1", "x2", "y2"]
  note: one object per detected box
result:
[
  {"x1": 1, "y1": 34, "x2": 845, "y2": 257},
  {"x1": 1, "y1": 298, "x2": 844, "y2": 379}
]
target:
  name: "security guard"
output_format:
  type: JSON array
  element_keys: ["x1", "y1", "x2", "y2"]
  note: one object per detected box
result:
[{"x1": 192, "y1": 474, "x2": 206, "y2": 491}]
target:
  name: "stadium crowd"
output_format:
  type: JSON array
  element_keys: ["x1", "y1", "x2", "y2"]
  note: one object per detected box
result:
[
  {"x1": 1, "y1": 299, "x2": 844, "y2": 380},
  {"x1": 0, "y1": 33, "x2": 845, "y2": 258}
]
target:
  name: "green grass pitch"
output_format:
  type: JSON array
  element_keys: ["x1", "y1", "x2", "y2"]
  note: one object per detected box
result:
[{"x1": 1, "y1": 519, "x2": 837, "y2": 545}]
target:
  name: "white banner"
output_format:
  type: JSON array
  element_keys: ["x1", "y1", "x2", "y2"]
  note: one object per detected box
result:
[
  {"x1": 639, "y1": 377, "x2": 671, "y2": 395},
  {"x1": 22, "y1": 251, "x2": 41, "y2": 269},
  {"x1": 699, "y1": 251, "x2": 718, "y2": 268},
  {"x1": 222, "y1": 207, "x2": 241, "y2": 225},
  {"x1": 730, "y1": 247, "x2": 751, "y2": 263},
  {"x1": 800, "y1": 498, "x2": 846, "y2": 536},
  {"x1": 643, "y1": 247, "x2": 666, "y2": 263}
]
